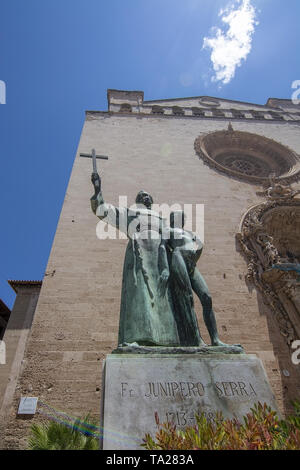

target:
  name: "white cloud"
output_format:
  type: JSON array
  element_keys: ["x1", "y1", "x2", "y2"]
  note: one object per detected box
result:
[{"x1": 203, "y1": 0, "x2": 258, "y2": 85}]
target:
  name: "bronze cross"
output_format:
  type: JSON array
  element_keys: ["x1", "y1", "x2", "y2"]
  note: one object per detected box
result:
[{"x1": 80, "y1": 148, "x2": 109, "y2": 173}]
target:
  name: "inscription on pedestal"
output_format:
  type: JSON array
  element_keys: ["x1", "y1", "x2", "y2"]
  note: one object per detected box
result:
[{"x1": 101, "y1": 354, "x2": 278, "y2": 450}]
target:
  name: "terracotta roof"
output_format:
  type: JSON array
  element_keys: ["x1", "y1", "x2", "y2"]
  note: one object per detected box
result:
[{"x1": 8, "y1": 280, "x2": 42, "y2": 293}]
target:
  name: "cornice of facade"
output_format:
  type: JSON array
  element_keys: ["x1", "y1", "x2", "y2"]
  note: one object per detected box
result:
[{"x1": 84, "y1": 90, "x2": 300, "y2": 123}]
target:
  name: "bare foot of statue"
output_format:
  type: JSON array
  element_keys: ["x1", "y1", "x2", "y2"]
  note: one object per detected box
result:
[{"x1": 211, "y1": 338, "x2": 241, "y2": 348}]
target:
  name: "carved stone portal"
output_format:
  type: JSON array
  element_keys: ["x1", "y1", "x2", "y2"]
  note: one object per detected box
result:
[{"x1": 237, "y1": 187, "x2": 300, "y2": 350}]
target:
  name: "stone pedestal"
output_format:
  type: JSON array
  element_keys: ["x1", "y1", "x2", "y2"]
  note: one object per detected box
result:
[{"x1": 100, "y1": 353, "x2": 279, "y2": 450}]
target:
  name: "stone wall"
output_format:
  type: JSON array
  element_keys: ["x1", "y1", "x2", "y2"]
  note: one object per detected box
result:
[
  {"x1": 2, "y1": 92, "x2": 300, "y2": 448},
  {"x1": 0, "y1": 284, "x2": 41, "y2": 449}
]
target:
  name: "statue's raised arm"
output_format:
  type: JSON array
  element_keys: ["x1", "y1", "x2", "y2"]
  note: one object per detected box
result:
[
  {"x1": 90, "y1": 171, "x2": 131, "y2": 234},
  {"x1": 90, "y1": 172, "x2": 104, "y2": 216}
]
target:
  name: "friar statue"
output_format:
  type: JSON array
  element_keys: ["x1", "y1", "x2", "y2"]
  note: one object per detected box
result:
[
  {"x1": 91, "y1": 170, "x2": 240, "y2": 351},
  {"x1": 90, "y1": 172, "x2": 180, "y2": 347}
]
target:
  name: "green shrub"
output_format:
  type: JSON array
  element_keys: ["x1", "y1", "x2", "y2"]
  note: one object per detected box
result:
[
  {"x1": 142, "y1": 402, "x2": 300, "y2": 450},
  {"x1": 27, "y1": 415, "x2": 99, "y2": 450}
]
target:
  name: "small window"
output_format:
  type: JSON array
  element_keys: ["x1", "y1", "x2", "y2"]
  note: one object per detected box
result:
[
  {"x1": 192, "y1": 107, "x2": 205, "y2": 117},
  {"x1": 151, "y1": 105, "x2": 164, "y2": 115},
  {"x1": 119, "y1": 103, "x2": 132, "y2": 113},
  {"x1": 172, "y1": 106, "x2": 184, "y2": 116},
  {"x1": 252, "y1": 111, "x2": 265, "y2": 120},
  {"x1": 212, "y1": 109, "x2": 225, "y2": 117},
  {"x1": 230, "y1": 109, "x2": 244, "y2": 119},
  {"x1": 268, "y1": 111, "x2": 285, "y2": 121}
]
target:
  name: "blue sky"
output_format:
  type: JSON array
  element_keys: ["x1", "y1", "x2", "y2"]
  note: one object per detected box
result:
[{"x1": 0, "y1": 0, "x2": 300, "y2": 308}]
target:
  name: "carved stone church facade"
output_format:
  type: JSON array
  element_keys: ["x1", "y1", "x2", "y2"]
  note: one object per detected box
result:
[{"x1": 1, "y1": 90, "x2": 300, "y2": 448}]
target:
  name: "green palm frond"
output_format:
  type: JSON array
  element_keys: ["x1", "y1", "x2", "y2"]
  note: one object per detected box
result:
[{"x1": 27, "y1": 415, "x2": 99, "y2": 450}]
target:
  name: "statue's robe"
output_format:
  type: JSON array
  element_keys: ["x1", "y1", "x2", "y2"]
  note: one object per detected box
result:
[{"x1": 92, "y1": 194, "x2": 180, "y2": 346}]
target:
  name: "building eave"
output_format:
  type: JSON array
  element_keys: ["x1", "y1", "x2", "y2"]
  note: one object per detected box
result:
[{"x1": 8, "y1": 280, "x2": 42, "y2": 294}]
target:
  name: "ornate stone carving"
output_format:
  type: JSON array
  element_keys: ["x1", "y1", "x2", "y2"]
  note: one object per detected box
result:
[
  {"x1": 256, "y1": 176, "x2": 300, "y2": 200},
  {"x1": 198, "y1": 97, "x2": 221, "y2": 108},
  {"x1": 194, "y1": 128, "x2": 300, "y2": 184},
  {"x1": 237, "y1": 196, "x2": 300, "y2": 349},
  {"x1": 222, "y1": 154, "x2": 270, "y2": 177}
]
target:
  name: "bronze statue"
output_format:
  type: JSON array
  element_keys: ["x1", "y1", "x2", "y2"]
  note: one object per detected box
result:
[
  {"x1": 91, "y1": 173, "x2": 179, "y2": 347},
  {"x1": 91, "y1": 167, "x2": 238, "y2": 350}
]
